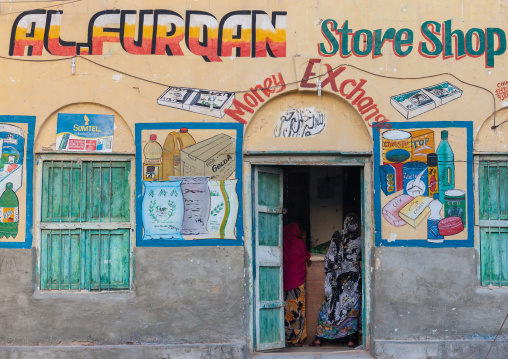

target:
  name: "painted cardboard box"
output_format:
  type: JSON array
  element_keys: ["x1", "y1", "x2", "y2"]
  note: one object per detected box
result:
[{"x1": 181, "y1": 134, "x2": 236, "y2": 180}]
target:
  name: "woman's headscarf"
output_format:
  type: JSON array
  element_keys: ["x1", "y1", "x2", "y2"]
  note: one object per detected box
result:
[{"x1": 283, "y1": 222, "x2": 310, "y2": 291}]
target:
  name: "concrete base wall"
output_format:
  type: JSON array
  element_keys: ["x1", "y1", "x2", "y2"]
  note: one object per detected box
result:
[
  {"x1": 374, "y1": 339, "x2": 508, "y2": 359},
  {"x1": 372, "y1": 247, "x2": 508, "y2": 359},
  {"x1": 0, "y1": 247, "x2": 246, "y2": 347},
  {"x1": 0, "y1": 343, "x2": 245, "y2": 359}
]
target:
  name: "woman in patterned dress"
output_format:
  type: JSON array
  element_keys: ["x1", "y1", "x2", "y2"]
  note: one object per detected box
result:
[
  {"x1": 283, "y1": 222, "x2": 311, "y2": 346},
  {"x1": 310, "y1": 213, "x2": 362, "y2": 348}
]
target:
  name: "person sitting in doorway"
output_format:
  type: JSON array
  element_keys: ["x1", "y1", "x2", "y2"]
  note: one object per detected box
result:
[
  {"x1": 310, "y1": 213, "x2": 362, "y2": 349},
  {"x1": 283, "y1": 222, "x2": 312, "y2": 347}
]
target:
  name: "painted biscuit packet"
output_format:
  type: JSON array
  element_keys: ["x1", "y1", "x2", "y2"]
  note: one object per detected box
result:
[
  {"x1": 169, "y1": 176, "x2": 211, "y2": 238},
  {"x1": 207, "y1": 179, "x2": 239, "y2": 239},
  {"x1": 142, "y1": 181, "x2": 184, "y2": 240}
]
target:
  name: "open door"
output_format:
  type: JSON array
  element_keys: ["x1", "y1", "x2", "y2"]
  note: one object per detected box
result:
[{"x1": 254, "y1": 166, "x2": 285, "y2": 350}]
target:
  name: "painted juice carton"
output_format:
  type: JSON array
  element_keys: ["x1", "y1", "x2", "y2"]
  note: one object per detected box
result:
[
  {"x1": 409, "y1": 129, "x2": 435, "y2": 162},
  {"x1": 390, "y1": 90, "x2": 436, "y2": 119},
  {"x1": 422, "y1": 82, "x2": 463, "y2": 106},
  {"x1": 180, "y1": 134, "x2": 236, "y2": 180}
]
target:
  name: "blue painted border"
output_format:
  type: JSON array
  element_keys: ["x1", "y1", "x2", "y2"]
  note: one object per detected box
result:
[
  {"x1": 135, "y1": 122, "x2": 244, "y2": 247},
  {"x1": 0, "y1": 116, "x2": 35, "y2": 249},
  {"x1": 373, "y1": 121, "x2": 474, "y2": 248}
]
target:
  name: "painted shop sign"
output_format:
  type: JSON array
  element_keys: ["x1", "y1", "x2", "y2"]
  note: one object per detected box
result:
[
  {"x1": 56, "y1": 114, "x2": 114, "y2": 152},
  {"x1": 135, "y1": 122, "x2": 243, "y2": 247},
  {"x1": 318, "y1": 20, "x2": 506, "y2": 67},
  {"x1": 9, "y1": 10, "x2": 287, "y2": 62},
  {"x1": 373, "y1": 121, "x2": 474, "y2": 248},
  {"x1": 0, "y1": 116, "x2": 35, "y2": 249}
]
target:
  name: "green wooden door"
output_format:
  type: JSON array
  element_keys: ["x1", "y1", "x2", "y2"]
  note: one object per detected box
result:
[
  {"x1": 254, "y1": 166, "x2": 285, "y2": 350},
  {"x1": 479, "y1": 160, "x2": 508, "y2": 285}
]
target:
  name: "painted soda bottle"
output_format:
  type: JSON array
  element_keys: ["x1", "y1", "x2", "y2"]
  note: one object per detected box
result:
[
  {"x1": 436, "y1": 130, "x2": 454, "y2": 201},
  {"x1": 427, "y1": 193, "x2": 444, "y2": 243},
  {"x1": 143, "y1": 134, "x2": 163, "y2": 181},
  {"x1": 0, "y1": 182, "x2": 18, "y2": 238}
]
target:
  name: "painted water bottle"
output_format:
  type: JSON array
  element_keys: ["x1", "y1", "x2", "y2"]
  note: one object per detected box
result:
[
  {"x1": 427, "y1": 193, "x2": 444, "y2": 243},
  {"x1": 436, "y1": 130, "x2": 454, "y2": 201},
  {"x1": 0, "y1": 183, "x2": 18, "y2": 238}
]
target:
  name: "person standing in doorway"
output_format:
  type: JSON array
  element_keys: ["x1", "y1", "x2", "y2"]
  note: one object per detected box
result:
[
  {"x1": 283, "y1": 222, "x2": 312, "y2": 347},
  {"x1": 310, "y1": 213, "x2": 362, "y2": 348}
]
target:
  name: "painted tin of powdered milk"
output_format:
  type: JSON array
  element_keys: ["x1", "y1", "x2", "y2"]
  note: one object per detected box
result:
[
  {"x1": 382, "y1": 130, "x2": 412, "y2": 165},
  {"x1": 403, "y1": 161, "x2": 428, "y2": 197}
]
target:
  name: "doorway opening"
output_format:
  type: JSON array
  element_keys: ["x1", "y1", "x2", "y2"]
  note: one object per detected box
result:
[{"x1": 253, "y1": 164, "x2": 364, "y2": 354}]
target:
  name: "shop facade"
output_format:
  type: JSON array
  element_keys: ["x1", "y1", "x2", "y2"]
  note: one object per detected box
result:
[{"x1": 0, "y1": 0, "x2": 508, "y2": 358}]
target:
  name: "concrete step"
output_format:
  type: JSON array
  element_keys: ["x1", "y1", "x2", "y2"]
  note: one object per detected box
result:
[{"x1": 250, "y1": 348, "x2": 373, "y2": 359}]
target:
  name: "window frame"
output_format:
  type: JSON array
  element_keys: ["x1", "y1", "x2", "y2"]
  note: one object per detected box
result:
[
  {"x1": 475, "y1": 154, "x2": 508, "y2": 287},
  {"x1": 35, "y1": 153, "x2": 135, "y2": 292}
]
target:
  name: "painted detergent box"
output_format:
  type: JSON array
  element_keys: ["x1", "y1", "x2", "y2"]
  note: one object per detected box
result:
[
  {"x1": 390, "y1": 82, "x2": 463, "y2": 119},
  {"x1": 422, "y1": 82, "x2": 463, "y2": 106},
  {"x1": 157, "y1": 87, "x2": 235, "y2": 119},
  {"x1": 379, "y1": 163, "x2": 403, "y2": 196},
  {"x1": 181, "y1": 134, "x2": 236, "y2": 180},
  {"x1": 409, "y1": 129, "x2": 435, "y2": 163}
]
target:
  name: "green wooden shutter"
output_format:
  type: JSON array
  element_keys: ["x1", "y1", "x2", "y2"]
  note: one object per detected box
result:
[
  {"x1": 254, "y1": 166, "x2": 285, "y2": 350},
  {"x1": 40, "y1": 160, "x2": 131, "y2": 291},
  {"x1": 479, "y1": 160, "x2": 508, "y2": 286}
]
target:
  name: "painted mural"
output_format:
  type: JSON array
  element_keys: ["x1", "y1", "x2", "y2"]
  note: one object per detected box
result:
[
  {"x1": 9, "y1": 10, "x2": 286, "y2": 61},
  {"x1": 374, "y1": 121, "x2": 474, "y2": 247},
  {"x1": 136, "y1": 123, "x2": 243, "y2": 246},
  {"x1": 0, "y1": 117, "x2": 35, "y2": 248},
  {"x1": 157, "y1": 87, "x2": 235, "y2": 119},
  {"x1": 274, "y1": 107, "x2": 326, "y2": 137},
  {"x1": 390, "y1": 82, "x2": 463, "y2": 119}
]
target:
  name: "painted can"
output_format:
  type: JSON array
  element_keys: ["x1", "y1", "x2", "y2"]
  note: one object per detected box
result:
[
  {"x1": 403, "y1": 161, "x2": 428, "y2": 197},
  {"x1": 382, "y1": 130, "x2": 412, "y2": 165},
  {"x1": 444, "y1": 189, "x2": 466, "y2": 226}
]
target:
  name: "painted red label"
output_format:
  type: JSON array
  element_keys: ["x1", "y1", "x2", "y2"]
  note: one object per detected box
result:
[
  {"x1": 68, "y1": 139, "x2": 85, "y2": 150},
  {"x1": 85, "y1": 140, "x2": 97, "y2": 151}
]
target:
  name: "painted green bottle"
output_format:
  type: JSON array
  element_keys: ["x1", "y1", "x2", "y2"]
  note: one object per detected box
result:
[
  {"x1": 0, "y1": 182, "x2": 18, "y2": 238},
  {"x1": 437, "y1": 130, "x2": 455, "y2": 201}
]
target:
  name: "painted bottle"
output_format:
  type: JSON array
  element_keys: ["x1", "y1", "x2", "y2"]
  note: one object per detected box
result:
[
  {"x1": 143, "y1": 134, "x2": 163, "y2": 181},
  {"x1": 0, "y1": 182, "x2": 18, "y2": 238},
  {"x1": 427, "y1": 193, "x2": 444, "y2": 243},
  {"x1": 436, "y1": 130, "x2": 454, "y2": 201},
  {"x1": 427, "y1": 153, "x2": 439, "y2": 198},
  {"x1": 162, "y1": 128, "x2": 196, "y2": 179}
]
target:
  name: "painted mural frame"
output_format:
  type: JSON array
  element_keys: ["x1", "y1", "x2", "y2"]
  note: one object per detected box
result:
[
  {"x1": 373, "y1": 121, "x2": 474, "y2": 247},
  {"x1": 135, "y1": 122, "x2": 244, "y2": 247},
  {"x1": 0, "y1": 116, "x2": 35, "y2": 249}
]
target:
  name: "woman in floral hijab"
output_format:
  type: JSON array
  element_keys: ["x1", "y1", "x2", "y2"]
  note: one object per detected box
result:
[{"x1": 310, "y1": 213, "x2": 362, "y2": 348}]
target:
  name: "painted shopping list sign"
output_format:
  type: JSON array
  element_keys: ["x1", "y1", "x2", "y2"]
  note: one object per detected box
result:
[{"x1": 56, "y1": 113, "x2": 114, "y2": 152}]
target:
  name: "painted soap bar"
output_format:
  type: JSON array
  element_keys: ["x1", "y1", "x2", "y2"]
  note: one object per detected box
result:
[
  {"x1": 422, "y1": 82, "x2": 463, "y2": 106},
  {"x1": 399, "y1": 195, "x2": 432, "y2": 228},
  {"x1": 438, "y1": 216, "x2": 464, "y2": 236},
  {"x1": 390, "y1": 90, "x2": 436, "y2": 119},
  {"x1": 382, "y1": 194, "x2": 413, "y2": 227}
]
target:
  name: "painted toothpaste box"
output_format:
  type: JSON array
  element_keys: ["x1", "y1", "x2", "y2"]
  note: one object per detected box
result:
[{"x1": 181, "y1": 134, "x2": 236, "y2": 180}]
